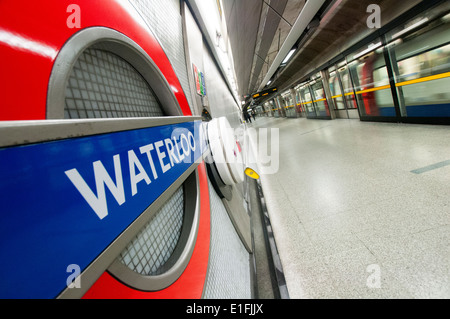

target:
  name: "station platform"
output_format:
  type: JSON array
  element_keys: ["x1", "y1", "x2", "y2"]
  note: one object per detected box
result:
[{"x1": 250, "y1": 117, "x2": 450, "y2": 298}]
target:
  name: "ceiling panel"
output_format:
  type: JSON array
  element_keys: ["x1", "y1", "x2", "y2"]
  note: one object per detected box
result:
[
  {"x1": 222, "y1": 0, "x2": 423, "y2": 102},
  {"x1": 222, "y1": 0, "x2": 263, "y2": 97}
]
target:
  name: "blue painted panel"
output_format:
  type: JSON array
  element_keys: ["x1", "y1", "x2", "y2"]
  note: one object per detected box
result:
[
  {"x1": 0, "y1": 120, "x2": 206, "y2": 298},
  {"x1": 378, "y1": 107, "x2": 396, "y2": 117},
  {"x1": 406, "y1": 103, "x2": 450, "y2": 117}
]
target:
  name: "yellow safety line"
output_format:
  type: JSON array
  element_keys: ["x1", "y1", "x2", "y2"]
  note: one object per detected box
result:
[
  {"x1": 292, "y1": 73, "x2": 449, "y2": 106},
  {"x1": 395, "y1": 72, "x2": 450, "y2": 87},
  {"x1": 355, "y1": 84, "x2": 391, "y2": 95},
  {"x1": 345, "y1": 72, "x2": 450, "y2": 95},
  {"x1": 343, "y1": 85, "x2": 389, "y2": 96}
]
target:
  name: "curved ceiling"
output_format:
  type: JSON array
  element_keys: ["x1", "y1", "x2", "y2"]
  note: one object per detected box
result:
[{"x1": 222, "y1": 0, "x2": 423, "y2": 104}]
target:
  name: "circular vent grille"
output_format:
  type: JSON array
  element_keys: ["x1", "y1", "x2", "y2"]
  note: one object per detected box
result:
[
  {"x1": 64, "y1": 48, "x2": 164, "y2": 119},
  {"x1": 118, "y1": 186, "x2": 185, "y2": 276}
]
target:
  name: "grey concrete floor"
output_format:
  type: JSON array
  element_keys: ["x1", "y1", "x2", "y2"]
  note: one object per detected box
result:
[{"x1": 248, "y1": 116, "x2": 450, "y2": 299}]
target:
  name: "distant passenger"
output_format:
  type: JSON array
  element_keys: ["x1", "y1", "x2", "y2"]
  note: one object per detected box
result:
[{"x1": 244, "y1": 110, "x2": 252, "y2": 123}]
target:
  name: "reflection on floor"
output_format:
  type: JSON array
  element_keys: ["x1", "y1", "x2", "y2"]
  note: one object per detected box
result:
[{"x1": 249, "y1": 116, "x2": 450, "y2": 299}]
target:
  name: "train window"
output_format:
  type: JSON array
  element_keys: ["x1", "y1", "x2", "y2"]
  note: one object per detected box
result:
[
  {"x1": 294, "y1": 89, "x2": 303, "y2": 113},
  {"x1": 275, "y1": 99, "x2": 282, "y2": 118},
  {"x1": 283, "y1": 93, "x2": 296, "y2": 118},
  {"x1": 328, "y1": 69, "x2": 345, "y2": 110},
  {"x1": 271, "y1": 100, "x2": 277, "y2": 117},
  {"x1": 299, "y1": 83, "x2": 315, "y2": 117},
  {"x1": 338, "y1": 65, "x2": 358, "y2": 110},
  {"x1": 386, "y1": 3, "x2": 450, "y2": 118},
  {"x1": 346, "y1": 40, "x2": 396, "y2": 117},
  {"x1": 310, "y1": 76, "x2": 330, "y2": 117},
  {"x1": 65, "y1": 48, "x2": 164, "y2": 119}
]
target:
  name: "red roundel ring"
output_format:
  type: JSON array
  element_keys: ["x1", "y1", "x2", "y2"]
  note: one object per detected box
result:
[
  {"x1": 0, "y1": 0, "x2": 210, "y2": 298},
  {"x1": 0, "y1": 0, "x2": 192, "y2": 120},
  {"x1": 83, "y1": 162, "x2": 211, "y2": 299}
]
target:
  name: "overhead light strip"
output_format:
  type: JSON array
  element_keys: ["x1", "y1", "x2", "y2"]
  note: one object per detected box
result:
[
  {"x1": 391, "y1": 18, "x2": 429, "y2": 40},
  {"x1": 352, "y1": 42, "x2": 382, "y2": 60},
  {"x1": 282, "y1": 48, "x2": 296, "y2": 64}
]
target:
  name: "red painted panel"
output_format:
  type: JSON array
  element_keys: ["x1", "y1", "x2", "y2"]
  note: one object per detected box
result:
[
  {"x1": 82, "y1": 162, "x2": 211, "y2": 299},
  {"x1": 0, "y1": 0, "x2": 192, "y2": 119}
]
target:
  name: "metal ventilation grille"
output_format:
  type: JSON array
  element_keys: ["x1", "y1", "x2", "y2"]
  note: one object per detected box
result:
[
  {"x1": 118, "y1": 187, "x2": 184, "y2": 276},
  {"x1": 130, "y1": 0, "x2": 195, "y2": 114},
  {"x1": 65, "y1": 48, "x2": 164, "y2": 119},
  {"x1": 203, "y1": 178, "x2": 251, "y2": 299}
]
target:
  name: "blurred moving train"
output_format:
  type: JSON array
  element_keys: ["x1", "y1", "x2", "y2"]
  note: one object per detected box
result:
[{"x1": 261, "y1": 2, "x2": 449, "y2": 123}]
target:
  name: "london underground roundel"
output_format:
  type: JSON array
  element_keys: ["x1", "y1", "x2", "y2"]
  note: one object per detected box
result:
[{"x1": 0, "y1": 0, "x2": 210, "y2": 299}]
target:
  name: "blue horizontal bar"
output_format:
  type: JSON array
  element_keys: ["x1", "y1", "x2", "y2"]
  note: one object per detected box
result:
[{"x1": 411, "y1": 160, "x2": 450, "y2": 174}]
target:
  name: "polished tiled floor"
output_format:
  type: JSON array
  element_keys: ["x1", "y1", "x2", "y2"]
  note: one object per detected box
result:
[{"x1": 249, "y1": 116, "x2": 450, "y2": 299}]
